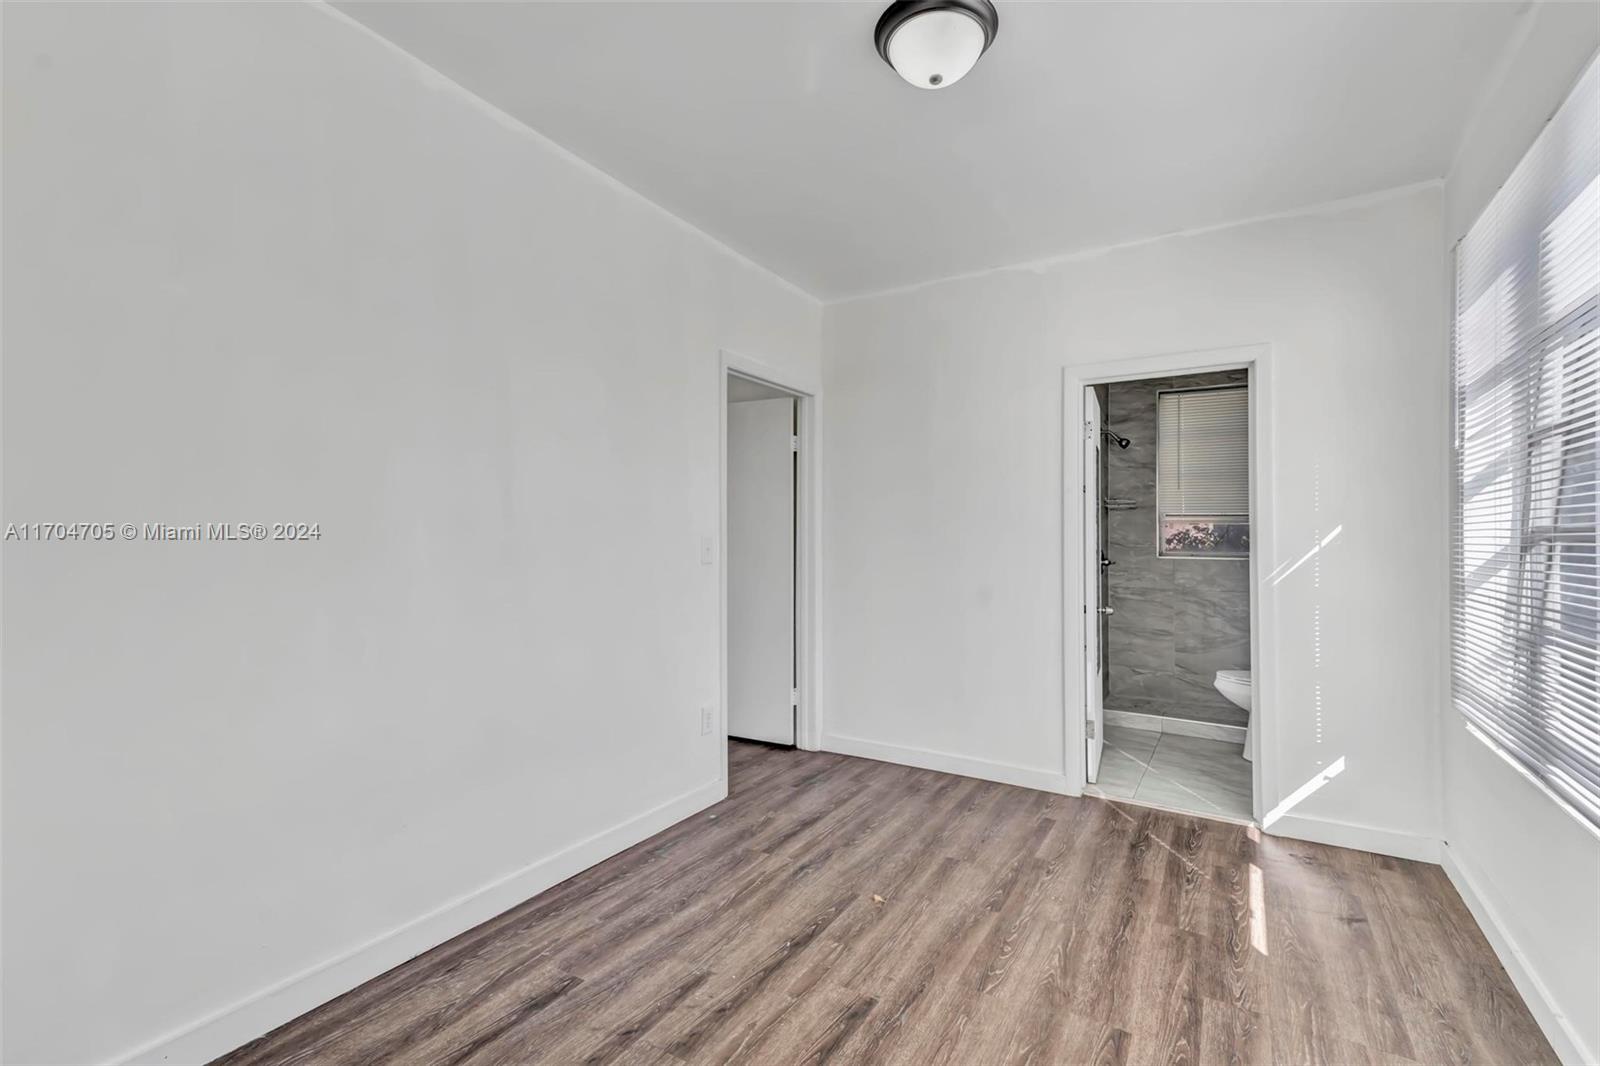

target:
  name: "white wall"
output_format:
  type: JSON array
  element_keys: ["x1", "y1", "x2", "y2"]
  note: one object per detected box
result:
[
  {"x1": 1438, "y1": 8, "x2": 1600, "y2": 1064},
  {"x1": 1446, "y1": 4, "x2": 1600, "y2": 244},
  {"x1": 0, "y1": 3, "x2": 819, "y2": 1063},
  {"x1": 822, "y1": 186, "x2": 1450, "y2": 853}
]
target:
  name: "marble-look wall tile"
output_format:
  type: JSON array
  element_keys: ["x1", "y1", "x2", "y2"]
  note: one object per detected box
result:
[{"x1": 1103, "y1": 370, "x2": 1250, "y2": 727}]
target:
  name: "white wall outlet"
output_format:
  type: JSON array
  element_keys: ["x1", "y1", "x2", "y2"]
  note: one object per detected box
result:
[{"x1": 700, "y1": 706, "x2": 714, "y2": 735}]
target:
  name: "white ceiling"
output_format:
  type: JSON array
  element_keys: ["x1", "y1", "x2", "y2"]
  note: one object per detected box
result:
[{"x1": 338, "y1": 1, "x2": 1525, "y2": 300}]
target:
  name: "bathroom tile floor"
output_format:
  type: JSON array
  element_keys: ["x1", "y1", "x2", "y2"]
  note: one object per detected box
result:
[{"x1": 1087, "y1": 723, "x2": 1253, "y2": 821}]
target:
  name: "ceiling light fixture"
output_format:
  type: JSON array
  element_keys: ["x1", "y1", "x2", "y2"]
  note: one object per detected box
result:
[{"x1": 874, "y1": 0, "x2": 999, "y2": 91}]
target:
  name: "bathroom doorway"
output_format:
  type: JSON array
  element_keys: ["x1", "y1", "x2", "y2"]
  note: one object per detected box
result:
[
  {"x1": 1067, "y1": 347, "x2": 1269, "y2": 824},
  {"x1": 726, "y1": 374, "x2": 799, "y2": 746}
]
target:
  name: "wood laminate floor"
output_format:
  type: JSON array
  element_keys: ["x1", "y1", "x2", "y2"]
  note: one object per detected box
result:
[{"x1": 217, "y1": 742, "x2": 1556, "y2": 1066}]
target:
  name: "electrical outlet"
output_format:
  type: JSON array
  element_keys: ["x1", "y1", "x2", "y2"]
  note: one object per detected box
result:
[{"x1": 700, "y1": 706, "x2": 714, "y2": 735}]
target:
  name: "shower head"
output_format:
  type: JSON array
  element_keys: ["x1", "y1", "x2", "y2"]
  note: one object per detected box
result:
[{"x1": 1103, "y1": 429, "x2": 1131, "y2": 449}]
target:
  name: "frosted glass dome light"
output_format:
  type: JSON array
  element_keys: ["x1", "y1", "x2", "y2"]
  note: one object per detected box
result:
[{"x1": 875, "y1": 0, "x2": 999, "y2": 91}]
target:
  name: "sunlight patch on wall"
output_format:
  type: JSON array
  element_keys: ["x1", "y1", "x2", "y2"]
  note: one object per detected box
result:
[{"x1": 1261, "y1": 756, "x2": 1347, "y2": 828}]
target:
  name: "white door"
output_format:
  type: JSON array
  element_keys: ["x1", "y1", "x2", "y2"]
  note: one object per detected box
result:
[
  {"x1": 1085, "y1": 388, "x2": 1105, "y2": 782},
  {"x1": 728, "y1": 397, "x2": 796, "y2": 745}
]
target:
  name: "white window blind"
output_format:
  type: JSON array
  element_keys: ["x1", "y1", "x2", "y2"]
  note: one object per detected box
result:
[
  {"x1": 1157, "y1": 386, "x2": 1249, "y2": 515},
  {"x1": 1452, "y1": 57, "x2": 1599, "y2": 828}
]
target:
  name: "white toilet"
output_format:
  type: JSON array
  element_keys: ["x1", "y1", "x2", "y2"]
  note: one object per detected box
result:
[{"x1": 1213, "y1": 669, "x2": 1254, "y2": 761}]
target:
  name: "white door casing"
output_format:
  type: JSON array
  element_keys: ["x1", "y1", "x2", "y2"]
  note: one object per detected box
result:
[{"x1": 1085, "y1": 388, "x2": 1105, "y2": 782}]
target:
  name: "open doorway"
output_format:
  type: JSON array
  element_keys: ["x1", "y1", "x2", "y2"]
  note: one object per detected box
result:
[
  {"x1": 1068, "y1": 346, "x2": 1271, "y2": 825},
  {"x1": 726, "y1": 374, "x2": 799, "y2": 746},
  {"x1": 718, "y1": 352, "x2": 820, "y2": 785}
]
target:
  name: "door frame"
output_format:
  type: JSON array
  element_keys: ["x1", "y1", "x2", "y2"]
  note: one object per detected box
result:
[
  {"x1": 1084, "y1": 387, "x2": 1105, "y2": 783},
  {"x1": 718, "y1": 350, "x2": 822, "y2": 784},
  {"x1": 1062, "y1": 343, "x2": 1275, "y2": 823}
]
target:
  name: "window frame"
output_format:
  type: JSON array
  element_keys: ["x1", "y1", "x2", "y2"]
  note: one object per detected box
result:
[
  {"x1": 1155, "y1": 383, "x2": 1250, "y2": 560},
  {"x1": 1449, "y1": 58, "x2": 1600, "y2": 831}
]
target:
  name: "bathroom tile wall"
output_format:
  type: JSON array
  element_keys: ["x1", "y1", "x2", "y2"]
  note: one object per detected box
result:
[{"x1": 1103, "y1": 370, "x2": 1249, "y2": 726}]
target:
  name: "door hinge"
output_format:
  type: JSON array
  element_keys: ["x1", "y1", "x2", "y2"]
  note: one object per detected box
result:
[
  {"x1": 1084, "y1": 420, "x2": 1095, "y2": 441},
  {"x1": 1086, "y1": 718, "x2": 1097, "y2": 740},
  {"x1": 791, "y1": 688, "x2": 799, "y2": 706},
  {"x1": 791, "y1": 435, "x2": 799, "y2": 452}
]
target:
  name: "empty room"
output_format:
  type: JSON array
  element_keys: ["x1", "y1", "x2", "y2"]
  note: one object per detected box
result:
[{"x1": 5, "y1": 1, "x2": 1600, "y2": 1064}]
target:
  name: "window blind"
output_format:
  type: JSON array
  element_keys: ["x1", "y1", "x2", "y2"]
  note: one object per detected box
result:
[
  {"x1": 1157, "y1": 386, "x2": 1249, "y2": 515},
  {"x1": 1452, "y1": 57, "x2": 1599, "y2": 828}
]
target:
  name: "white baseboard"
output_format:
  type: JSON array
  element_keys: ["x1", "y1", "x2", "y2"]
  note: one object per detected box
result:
[
  {"x1": 822, "y1": 733, "x2": 1073, "y2": 795},
  {"x1": 112, "y1": 777, "x2": 728, "y2": 1066},
  {"x1": 1264, "y1": 812, "x2": 1439, "y2": 863},
  {"x1": 1441, "y1": 843, "x2": 1595, "y2": 1066}
]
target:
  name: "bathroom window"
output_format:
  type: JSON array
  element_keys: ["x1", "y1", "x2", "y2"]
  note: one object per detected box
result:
[
  {"x1": 1157, "y1": 386, "x2": 1248, "y2": 558},
  {"x1": 1452, "y1": 59, "x2": 1598, "y2": 829}
]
